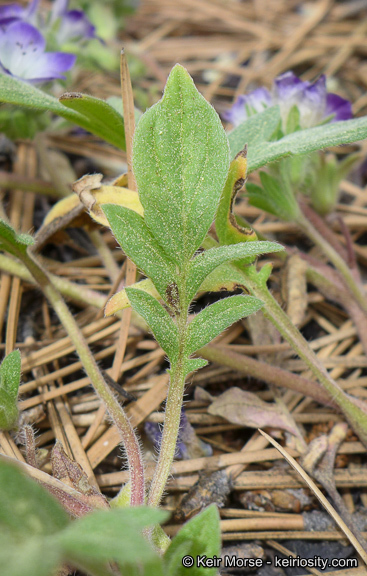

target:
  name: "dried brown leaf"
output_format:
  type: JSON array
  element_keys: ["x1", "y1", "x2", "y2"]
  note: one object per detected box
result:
[
  {"x1": 51, "y1": 441, "x2": 108, "y2": 510},
  {"x1": 208, "y1": 387, "x2": 299, "y2": 435},
  {"x1": 285, "y1": 254, "x2": 308, "y2": 327}
]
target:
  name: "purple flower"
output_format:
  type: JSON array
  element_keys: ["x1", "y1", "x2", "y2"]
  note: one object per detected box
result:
[
  {"x1": 222, "y1": 87, "x2": 271, "y2": 125},
  {"x1": 326, "y1": 92, "x2": 352, "y2": 122},
  {"x1": 0, "y1": 0, "x2": 97, "y2": 45},
  {"x1": 225, "y1": 71, "x2": 352, "y2": 130},
  {"x1": 273, "y1": 72, "x2": 328, "y2": 129},
  {"x1": 51, "y1": 0, "x2": 97, "y2": 44},
  {"x1": 0, "y1": 0, "x2": 39, "y2": 27},
  {"x1": 0, "y1": 21, "x2": 76, "y2": 83}
]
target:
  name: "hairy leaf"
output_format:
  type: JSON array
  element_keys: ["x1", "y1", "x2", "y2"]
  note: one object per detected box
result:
[
  {"x1": 186, "y1": 295, "x2": 263, "y2": 356},
  {"x1": 246, "y1": 171, "x2": 300, "y2": 221},
  {"x1": 57, "y1": 508, "x2": 167, "y2": 568},
  {"x1": 0, "y1": 535, "x2": 62, "y2": 576},
  {"x1": 102, "y1": 204, "x2": 176, "y2": 300},
  {"x1": 0, "y1": 389, "x2": 18, "y2": 431},
  {"x1": 198, "y1": 261, "x2": 250, "y2": 294},
  {"x1": 126, "y1": 288, "x2": 179, "y2": 362},
  {"x1": 0, "y1": 218, "x2": 34, "y2": 256},
  {"x1": 60, "y1": 92, "x2": 125, "y2": 150},
  {"x1": 105, "y1": 278, "x2": 159, "y2": 316},
  {"x1": 0, "y1": 459, "x2": 69, "y2": 536},
  {"x1": 246, "y1": 115, "x2": 367, "y2": 173},
  {"x1": 187, "y1": 242, "x2": 282, "y2": 302},
  {"x1": 0, "y1": 350, "x2": 21, "y2": 400},
  {"x1": 183, "y1": 358, "x2": 209, "y2": 376},
  {"x1": 0, "y1": 75, "x2": 125, "y2": 150},
  {"x1": 228, "y1": 106, "x2": 281, "y2": 158},
  {"x1": 133, "y1": 64, "x2": 230, "y2": 266},
  {"x1": 164, "y1": 505, "x2": 220, "y2": 576},
  {"x1": 0, "y1": 460, "x2": 167, "y2": 576}
]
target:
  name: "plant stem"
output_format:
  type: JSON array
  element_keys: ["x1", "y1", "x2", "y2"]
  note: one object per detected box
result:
[
  {"x1": 0, "y1": 170, "x2": 61, "y2": 198},
  {"x1": 88, "y1": 229, "x2": 120, "y2": 283},
  {"x1": 200, "y1": 345, "x2": 335, "y2": 408},
  {"x1": 0, "y1": 253, "x2": 107, "y2": 309},
  {"x1": 297, "y1": 212, "x2": 367, "y2": 314},
  {"x1": 244, "y1": 269, "x2": 367, "y2": 449},
  {"x1": 304, "y1": 258, "x2": 367, "y2": 356},
  {"x1": 148, "y1": 311, "x2": 188, "y2": 508},
  {"x1": 21, "y1": 249, "x2": 145, "y2": 506}
]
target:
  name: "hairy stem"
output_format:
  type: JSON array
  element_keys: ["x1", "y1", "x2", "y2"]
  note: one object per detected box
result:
[
  {"x1": 200, "y1": 345, "x2": 335, "y2": 408},
  {"x1": 0, "y1": 253, "x2": 107, "y2": 309},
  {"x1": 304, "y1": 258, "x2": 367, "y2": 356},
  {"x1": 244, "y1": 269, "x2": 367, "y2": 448},
  {"x1": 88, "y1": 229, "x2": 120, "y2": 283},
  {"x1": 148, "y1": 310, "x2": 188, "y2": 508},
  {"x1": 21, "y1": 249, "x2": 145, "y2": 506},
  {"x1": 0, "y1": 170, "x2": 61, "y2": 198},
  {"x1": 297, "y1": 211, "x2": 367, "y2": 314}
]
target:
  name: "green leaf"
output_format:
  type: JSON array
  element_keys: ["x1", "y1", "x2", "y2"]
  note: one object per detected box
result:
[
  {"x1": 198, "y1": 261, "x2": 250, "y2": 294},
  {"x1": 0, "y1": 218, "x2": 34, "y2": 256},
  {"x1": 246, "y1": 171, "x2": 300, "y2": 221},
  {"x1": 0, "y1": 107, "x2": 50, "y2": 140},
  {"x1": 0, "y1": 461, "x2": 65, "y2": 576},
  {"x1": 310, "y1": 153, "x2": 360, "y2": 216},
  {"x1": 186, "y1": 295, "x2": 263, "y2": 356},
  {"x1": 183, "y1": 358, "x2": 209, "y2": 376},
  {"x1": 0, "y1": 390, "x2": 18, "y2": 430},
  {"x1": 228, "y1": 106, "x2": 281, "y2": 158},
  {"x1": 0, "y1": 350, "x2": 21, "y2": 430},
  {"x1": 57, "y1": 508, "x2": 167, "y2": 568},
  {"x1": 0, "y1": 534, "x2": 62, "y2": 576},
  {"x1": 0, "y1": 350, "x2": 21, "y2": 400},
  {"x1": 125, "y1": 288, "x2": 179, "y2": 362},
  {"x1": 102, "y1": 204, "x2": 176, "y2": 300},
  {"x1": 164, "y1": 540, "x2": 193, "y2": 576},
  {"x1": 285, "y1": 105, "x2": 301, "y2": 135},
  {"x1": 0, "y1": 459, "x2": 69, "y2": 536},
  {"x1": 246, "y1": 115, "x2": 367, "y2": 173},
  {"x1": 187, "y1": 242, "x2": 283, "y2": 302},
  {"x1": 0, "y1": 461, "x2": 167, "y2": 576},
  {"x1": 0, "y1": 74, "x2": 125, "y2": 150},
  {"x1": 164, "y1": 505, "x2": 221, "y2": 576},
  {"x1": 133, "y1": 64, "x2": 230, "y2": 266},
  {"x1": 60, "y1": 92, "x2": 125, "y2": 150},
  {"x1": 106, "y1": 95, "x2": 143, "y2": 125}
]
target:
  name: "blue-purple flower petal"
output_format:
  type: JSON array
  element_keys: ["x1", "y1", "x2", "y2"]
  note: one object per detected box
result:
[
  {"x1": 0, "y1": 20, "x2": 75, "y2": 83},
  {"x1": 56, "y1": 9, "x2": 97, "y2": 43},
  {"x1": 225, "y1": 70, "x2": 353, "y2": 131},
  {"x1": 326, "y1": 92, "x2": 352, "y2": 122},
  {"x1": 28, "y1": 51, "x2": 76, "y2": 82},
  {"x1": 0, "y1": 4, "x2": 24, "y2": 26},
  {"x1": 297, "y1": 75, "x2": 327, "y2": 128},
  {"x1": 223, "y1": 87, "x2": 271, "y2": 126},
  {"x1": 273, "y1": 71, "x2": 305, "y2": 101},
  {"x1": 272, "y1": 72, "x2": 328, "y2": 129},
  {"x1": 0, "y1": 0, "x2": 40, "y2": 27},
  {"x1": 222, "y1": 95, "x2": 247, "y2": 125}
]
